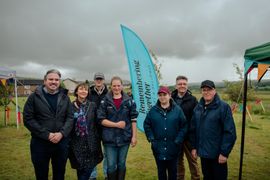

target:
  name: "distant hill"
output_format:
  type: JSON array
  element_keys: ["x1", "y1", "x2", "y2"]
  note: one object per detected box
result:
[{"x1": 170, "y1": 79, "x2": 270, "y2": 91}]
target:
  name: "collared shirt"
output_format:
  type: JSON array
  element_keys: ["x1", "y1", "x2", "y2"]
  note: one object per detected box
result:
[{"x1": 94, "y1": 86, "x2": 105, "y2": 95}]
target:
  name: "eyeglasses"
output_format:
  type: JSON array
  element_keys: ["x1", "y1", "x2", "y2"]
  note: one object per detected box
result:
[
  {"x1": 177, "y1": 83, "x2": 187, "y2": 86},
  {"x1": 202, "y1": 88, "x2": 214, "y2": 92}
]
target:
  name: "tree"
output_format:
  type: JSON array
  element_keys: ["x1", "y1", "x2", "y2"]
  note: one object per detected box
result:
[
  {"x1": 0, "y1": 82, "x2": 14, "y2": 125},
  {"x1": 85, "y1": 80, "x2": 90, "y2": 85},
  {"x1": 224, "y1": 63, "x2": 256, "y2": 102},
  {"x1": 60, "y1": 80, "x2": 66, "y2": 89},
  {"x1": 149, "y1": 49, "x2": 162, "y2": 83}
]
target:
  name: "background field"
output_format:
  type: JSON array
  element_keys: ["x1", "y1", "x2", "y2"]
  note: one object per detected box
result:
[{"x1": 0, "y1": 91, "x2": 269, "y2": 180}]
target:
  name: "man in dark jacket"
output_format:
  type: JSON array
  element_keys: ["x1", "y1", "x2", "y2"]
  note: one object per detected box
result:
[
  {"x1": 171, "y1": 75, "x2": 200, "y2": 180},
  {"x1": 87, "y1": 72, "x2": 108, "y2": 107},
  {"x1": 23, "y1": 69, "x2": 73, "y2": 180},
  {"x1": 190, "y1": 80, "x2": 236, "y2": 180},
  {"x1": 144, "y1": 86, "x2": 187, "y2": 180},
  {"x1": 88, "y1": 72, "x2": 108, "y2": 180}
]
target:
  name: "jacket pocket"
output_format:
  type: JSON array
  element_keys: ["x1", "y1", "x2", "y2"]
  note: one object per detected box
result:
[
  {"x1": 102, "y1": 127, "x2": 115, "y2": 144},
  {"x1": 167, "y1": 141, "x2": 181, "y2": 157},
  {"x1": 106, "y1": 106, "x2": 115, "y2": 117}
]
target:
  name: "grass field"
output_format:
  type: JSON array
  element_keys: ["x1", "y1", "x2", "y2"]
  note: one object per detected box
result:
[{"x1": 0, "y1": 92, "x2": 269, "y2": 180}]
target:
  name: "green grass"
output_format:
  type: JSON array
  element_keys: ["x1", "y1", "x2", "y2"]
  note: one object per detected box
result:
[
  {"x1": 0, "y1": 92, "x2": 270, "y2": 179},
  {"x1": 0, "y1": 113, "x2": 270, "y2": 179}
]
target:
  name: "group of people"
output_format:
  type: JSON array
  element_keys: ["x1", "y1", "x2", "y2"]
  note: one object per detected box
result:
[
  {"x1": 23, "y1": 69, "x2": 236, "y2": 180},
  {"x1": 144, "y1": 76, "x2": 237, "y2": 180},
  {"x1": 23, "y1": 70, "x2": 136, "y2": 180}
]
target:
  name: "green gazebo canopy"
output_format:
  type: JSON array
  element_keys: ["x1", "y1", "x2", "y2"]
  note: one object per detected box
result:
[
  {"x1": 244, "y1": 42, "x2": 270, "y2": 74},
  {"x1": 239, "y1": 42, "x2": 270, "y2": 180}
]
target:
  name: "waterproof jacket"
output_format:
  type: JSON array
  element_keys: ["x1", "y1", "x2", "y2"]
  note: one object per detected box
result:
[
  {"x1": 144, "y1": 100, "x2": 188, "y2": 160},
  {"x1": 87, "y1": 85, "x2": 108, "y2": 108},
  {"x1": 23, "y1": 85, "x2": 73, "y2": 140},
  {"x1": 69, "y1": 100, "x2": 103, "y2": 170},
  {"x1": 189, "y1": 94, "x2": 236, "y2": 159},
  {"x1": 97, "y1": 92, "x2": 138, "y2": 146}
]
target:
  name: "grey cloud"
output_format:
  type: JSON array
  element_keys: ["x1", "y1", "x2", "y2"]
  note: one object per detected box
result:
[{"x1": 0, "y1": 0, "x2": 269, "y2": 83}]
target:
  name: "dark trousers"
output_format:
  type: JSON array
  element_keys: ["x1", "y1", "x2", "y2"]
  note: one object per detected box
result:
[
  {"x1": 201, "y1": 158, "x2": 228, "y2": 180},
  {"x1": 77, "y1": 168, "x2": 93, "y2": 180},
  {"x1": 155, "y1": 157, "x2": 178, "y2": 180},
  {"x1": 30, "y1": 137, "x2": 69, "y2": 180}
]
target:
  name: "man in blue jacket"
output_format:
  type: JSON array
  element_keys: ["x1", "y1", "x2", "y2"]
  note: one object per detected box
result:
[
  {"x1": 190, "y1": 80, "x2": 236, "y2": 180},
  {"x1": 144, "y1": 86, "x2": 187, "y2": 180}
]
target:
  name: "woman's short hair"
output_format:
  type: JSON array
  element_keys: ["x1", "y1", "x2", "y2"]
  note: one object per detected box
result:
[{"x1": 73, "y1": 83, "x2": 89, "y2": 97}]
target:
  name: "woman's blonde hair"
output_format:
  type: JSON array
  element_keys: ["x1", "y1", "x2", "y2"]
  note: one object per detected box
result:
[{"x1": 110, "y1": 76, "x2": 123, "y2": 85}]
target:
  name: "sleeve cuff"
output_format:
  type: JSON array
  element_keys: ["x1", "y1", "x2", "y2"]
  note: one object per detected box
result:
[{"x1": 220, "y1": 152, "x2": 229, "y2": 158}]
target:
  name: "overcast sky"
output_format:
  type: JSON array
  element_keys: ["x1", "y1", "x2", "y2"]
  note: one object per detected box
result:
[{"x1": 1, "y1": 0, "x2": 269, "y2": 85}]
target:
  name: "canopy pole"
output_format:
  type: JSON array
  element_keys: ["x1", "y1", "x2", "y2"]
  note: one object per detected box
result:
[
  {"x1": 14, "y1": 78, "x2": 19, "y2": 129},
  {"x1": 239, "y1": 72, "x2": 248, "y2": 180}
]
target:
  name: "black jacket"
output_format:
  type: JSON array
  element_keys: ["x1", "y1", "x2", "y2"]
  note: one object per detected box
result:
[
  {"x1": 97, "y1": 92, "x2": 138, "y2": 146},
  {"x1": 23, "y1": 86, "x2": 73, "y2": 140},
  {"x1": 69, "y1": 100, "x2": 103, "y2": 170},
  {"x1": 171, "y1": 89, "x2": 198, "y2": 122},
  {"x1": 87, "y1": 85, "x2": 108, "y2": 108},
  {"x1": 144, "y1": 100, "x2": 187, "y2": 160}
]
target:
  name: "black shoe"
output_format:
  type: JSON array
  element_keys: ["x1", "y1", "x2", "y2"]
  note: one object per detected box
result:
[
  {"x1": 118, "y1": 169, "x2": 126, "y2": 180},
  {"x1": 107, "y1": 171, "x2": 117, "y2": 180}
]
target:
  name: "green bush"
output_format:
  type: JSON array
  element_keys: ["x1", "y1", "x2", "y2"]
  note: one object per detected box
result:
[{"x1": 223, "y1": 80, "x2": 256, "y2": 102}]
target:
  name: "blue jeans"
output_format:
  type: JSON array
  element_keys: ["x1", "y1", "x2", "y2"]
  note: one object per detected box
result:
[
  {"x1": 103, "y1": 144, "x2": 130, "y2": 174},
  {"x1": 90, "y1": 151, "x2": 107, "y2": 178},
  {"x1": 30, "y1": 137, "x2": 69, "y2": 180}
]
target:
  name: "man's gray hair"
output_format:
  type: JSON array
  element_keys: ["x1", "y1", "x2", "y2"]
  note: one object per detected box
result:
[{"x1": 44, "y1": 69, "x2": 61, "y2": 80}]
